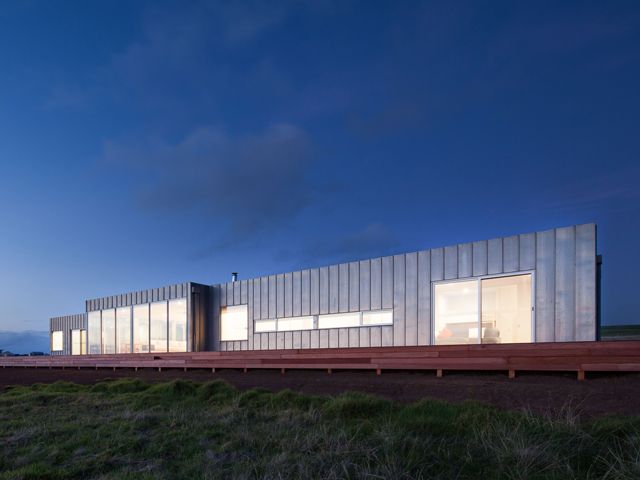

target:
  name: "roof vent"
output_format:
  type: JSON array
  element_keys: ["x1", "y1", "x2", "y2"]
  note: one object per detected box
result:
[{"x1": 231, "y1": 272, "x2": 238, "y2": 282}]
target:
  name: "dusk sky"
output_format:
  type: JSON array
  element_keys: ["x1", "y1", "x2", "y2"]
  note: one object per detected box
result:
[{"x1": 1, "y1": 1, "x2": 639, "y2": 351}]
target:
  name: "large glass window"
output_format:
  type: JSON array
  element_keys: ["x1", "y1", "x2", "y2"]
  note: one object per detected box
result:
[
  {"x1": 88, "y1": 311, "x2": 101, "y2": 354},
  {"x1": 168, "y1": 299, "x2": 187, "y2": 352},
  {"x1": 101, "y1": 309, "x2": 116, "y2": 354},
  {"x1": 481, "y1": 275, "x2": 532, "y2": 344},
  {"x1": 150, "y1": 301, "x2": 168, "y2": 352},
  {"x1": 51, "y1": 331, "x2": 63, "y2": 352},
  {"x1": 116, "y1": 307, "x2": 132, "y2": 354},
  {"x1": 220, "y1": 305, "x2": 248, "y2": 341},
  {"x1": 71, "y1": 329, "x2": 86, "y2": 355},
  {"x1": 434, "y1": 280, "x2": 479, "y2": 345},
  {"x1": 434, "y1": 275, "x2": 532, "y2": 345},
  {"x1": 133, "y1": 304, "x2": 149, "y2": 353},
  {"x1": 318, "y1": 312, "x2": 360, "y2": 329}
]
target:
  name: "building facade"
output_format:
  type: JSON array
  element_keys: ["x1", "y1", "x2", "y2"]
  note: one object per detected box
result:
[{"x1": 50, "y1": 223, "x2": 600, "y2": 355}]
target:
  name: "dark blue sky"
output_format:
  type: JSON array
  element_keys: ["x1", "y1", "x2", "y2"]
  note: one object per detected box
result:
[{"x1": 1, "y1": 0, "x2": 639, "y2": 344}]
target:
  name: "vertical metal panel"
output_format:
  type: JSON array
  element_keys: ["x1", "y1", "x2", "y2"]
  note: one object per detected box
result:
[
  {"x1": 285, "y1": 331, "x2": 292, "y2": 349},
  {"x1": 301, "y1": 330, "x2": 310, "y2": 348},
  {"x1": 269, "y1": 332, "x2": 276, "y2": 350},
  {"x1": 319, "y1": 329, "x2": 329, "y2": 348},
  {"x1": 310, "y1": 329, "x2": 319, "y2": 348},
  {"x1": 370, "y1": 258, "x2": 382, "y2": 310},
  {"x1": 338, "y1": 263, "x2": 349, "y2": 313},
  {"x1": 247, "y1": 280, "x2": 254, "y2": 350},
  {"x1": 472, "y1": 241, "x2": 488, "y2": 276},
  {"x1": 458, "y1": 243, "x2": 472, "y2": 278},
  {"x1": 293, "y1": 271, "x2": 302, "y2": 317},
  {"x1": 444, "y1": 246, "x2": 458, "y2": 280},
  {"x1": 393, "y1": 254, "x2": 406, "y2": 346},
  {"x1": 277, "y1": 332, "x2": 285, "y2": 349},
  {"x1": 293, "y1": 331, "x2": 301, "y2": 348},
  {"x1": 261, "y1": 277, "x2": 269, "y2": 320},
  {"x1": 219, "y1": 283, "x2": 227, "y2": 308},
  {"x1": 319, "y1": 267, "x2": 329, "y2": 314},
  {"x1": 338, "y1": 328, "x2": 348, "y2": 347},
  {"x1": 301, "y1": 269, "x2": 310, "y2": 316},
  {"x1": 329, "y1": 329, "x2": 339, "y2": 348},
  {"x1": 310, "y1": 269, "x2": 320, "y2": 315},
  {"x1": 349, "y1": 262, "x2": 360, "y2": 312},
  {"x1": 276, "y1": 274, "x2": 285, "y2": 318},
  {"x1": 430, "y1": 248, "x2": 444, "y2": 281},
  {"x1": 262, "y1": 332, "x2": 269, "y2": 350},
  {"x1": 170, "y1": 284, "x2": 176, "y2": 299},
  {"x1": 370, "y1": 326, "x2": 382, "y2": 347},
  {"x1": 348, "y1": 328, "x2": 359, "y2": 347},
  {"x1": 241, "y1": 280, "x2": 248, "y2": 304},
  {"x1": 284, "y1": 273, "x2": 293, "y2": 317},
  {"x1": 575, "y1": 223, "x2": 596, "y2": 341},
  {"x1": 359, "y1": 327, "x2": 370, "y2": 347},
  {"x1": 252, "y1": 279, "x2": 260, "y2": 320},
  {"x1": 503, "y1": 236, "x2": 519, "y2": 273},
  {"x1": 329, "y1": 265, "x2": 339, "y2": 313},
  {"x1": 555, "y1": 226, "x2": 576, "y2": 341},
  {"x1": 405, "y1": 252, "x2": 418, "y2": 346},
  {"x1": 212, "y1": 284, "x2": 220, "y2": 350},
  {"x1": 359, "y1": 260, "x2": 371, "y2": 311},
  {"x1": 536, "y1": 229, "x2": 556, "y2": 342},
  {"x1": 381, "y1": 325, "x2": 393, "y2": 346},
  {"x1": 488, "y1": 238, "x2": 503, "y2": 274},
  {"x1": 381, "y1": 256, "x2": 393, "y2": 309},
  {"x1": 268, "y1": 275, "x2": 276, "y2": 319},
  {"x1": 519, "y1": 233, "x2": 536, "y2": 270},
  {"x1": 233, "y1": 281, "x2": 241, "y2": 305}
]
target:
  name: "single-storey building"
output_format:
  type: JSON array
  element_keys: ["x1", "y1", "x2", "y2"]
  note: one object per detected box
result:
[{"x1": 50, "y1": 223, "x2": 600, "y2": 355}]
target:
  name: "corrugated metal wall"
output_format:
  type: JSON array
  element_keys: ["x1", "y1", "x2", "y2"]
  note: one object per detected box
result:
[
  {"x1": 215, "y1": 223, "x2": 597, "y2": 351},
  {"x1": 85, "y1": 282, "x2": 191, "y2": 311},
  {"x1": 49, "y1": 313, "x2": 87, "y2": 355}
]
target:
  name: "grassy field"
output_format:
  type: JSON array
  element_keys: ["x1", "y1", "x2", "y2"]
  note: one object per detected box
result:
[{"x1": 1, "y1": 379, "x2": 639, "y2": 479}]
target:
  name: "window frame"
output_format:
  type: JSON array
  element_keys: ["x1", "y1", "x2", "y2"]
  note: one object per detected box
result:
[
  {"x1": 431, "y1": 271, "x2": 536, "y2": 345},
  {"x1": 252, "y1": 308, "x2": 394, "y2": 334}
]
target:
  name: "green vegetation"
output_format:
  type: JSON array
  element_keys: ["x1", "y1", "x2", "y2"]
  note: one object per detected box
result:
[
  {"x1": 1, "y1": 379, "x2": 639, "y2": 479},
  {"x1": 602, "y1": 324, "x2": 640, "y2": 339}
]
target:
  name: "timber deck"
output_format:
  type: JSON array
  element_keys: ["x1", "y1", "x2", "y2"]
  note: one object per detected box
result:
[{"x1": 1, "y1": 341, "x2": 639, "y2": 380}]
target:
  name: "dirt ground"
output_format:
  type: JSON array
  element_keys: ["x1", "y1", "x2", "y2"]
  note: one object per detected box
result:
[{"x1": 2, "y1": 367, "x2": 639, "y2": 418}]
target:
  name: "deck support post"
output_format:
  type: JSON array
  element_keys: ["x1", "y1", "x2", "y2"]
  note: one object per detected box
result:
[
  {"x1": 135, "y1": 367, "x2": 138, "y2": 372},
  {"x1": 281, "y1": 368, "x2": 286, "y2": 375},
  {"x1": 113, "y1": 367, "x2": 116, "y2": 371},
  {"x1": 436, "y1": 369, "x2": 443, "y2": 378},
  {"x1": 211, "y1": 367, "x2": 216, "y2": 373},
  {"x1": 184, "y1": 367, "x2": 187, "y2": 372},
  {"x1": 376, "y1": 368, "x2": 381, "y2": 376},
  {"x1": 158, "y1": 367, "x2": 162, "y2": 372},
  {"x1": 577, "y1": 370, "x2": 585, "y2": 381},
  {"x1": 508, "y1": 369, "x2": 516, "y2": 379},
  {"x1": 243, "y1": 367, "x2": 248, "y2": 373}
]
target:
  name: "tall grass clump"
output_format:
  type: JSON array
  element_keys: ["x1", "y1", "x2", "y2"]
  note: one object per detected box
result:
[{"x1": 0, "y1": 377, "x2": 639, "y2": 479}]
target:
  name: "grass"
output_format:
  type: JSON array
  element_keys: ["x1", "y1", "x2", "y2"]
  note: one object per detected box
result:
[{"x1": 0, "y1": 379, "x2": 639, "y2": 479}]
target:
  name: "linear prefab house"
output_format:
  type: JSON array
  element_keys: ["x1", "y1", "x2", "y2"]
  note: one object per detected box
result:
[{"x1": 49, "y1": 223, "x2": 600, "y2": 356}]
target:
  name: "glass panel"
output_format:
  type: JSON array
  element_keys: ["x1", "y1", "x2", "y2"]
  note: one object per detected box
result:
[
  {"x1": 362, "y1": 309, "x2": 393, "y2": 326},
  {"x1": 255, "y1": 319, "x2": 276, "y2": 333},
  {"x1": 51, "y1": 331, "x2": 63, "y2": 351},
  {"x1": 317, "y1": 312, "x2": 360, "y2": 329},
  {"x1": 101, "y1": 309, "x2": 116, "y2": 354},
  {"x1": 434, "y1": 280, "x2": 479, "y2": 345},
  {"x1": 278, "y1": 316, "x2": 314, "y2": 332},
  {"x1": 150, "y1": 301, "x2": 168, "y2": 352},
  {"x1": 168, "y1": 299, "x2": 187, "y2": 352},
  {"x1": 133, "y1": 304, "x2": 149, "y2": 353},
  {"x1": 71, "y1": 329, "x2": 81, "y2": 355},
  {"x1": 220, "y1": 305, "x2": 248, "y2": 341},
  {"x1": 481, "y1": 274, "x2": 532, "y2": 344},
  {"x1": 88, "y1": 311, "x2": 101, "y2": 354},
  {"x1": 80, "y1": 330, "x2": 86, "y2": 354},
  {"x1": 116, "y1": 307, "x2": 132, "y2": 354}
]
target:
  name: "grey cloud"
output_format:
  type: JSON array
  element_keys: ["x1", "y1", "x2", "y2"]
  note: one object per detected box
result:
[{"x1": 103, "y1": 123, "x2": 317, "y2": 245}]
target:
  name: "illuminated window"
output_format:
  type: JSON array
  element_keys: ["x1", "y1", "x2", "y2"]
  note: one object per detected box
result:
[
  {"x1": 101, "y1": 309, "x2": 116, "y2": 354},
  {"x1": 150, "y1": 302, "x2": 168, "y2": 352},
  {"x1": 71, "y1": 329, "x2": 86, "y2": 355},
  {"x1": 168, "y1": 299, "x2": 187, "y2": 352},
  {"x1": 221, "y1": 305, "x2": 248, "y2": 341},
  {"x1": 133, "y1": 304, "x2": 149, "y2": 353},
  {"x1": 51, "y1": 331, "x2": 63, "y2": 352},
  {"x1": 88, "y1": 311, "x2": 101, "y2": 354},
  {"x1": 255, "y1": 319, "x2": 276, "y2": 333},
  {"x1": 116, "y1": 307, "x2": 132, "y2": 354},
  {"x1": 318, "y1": 312, "x2": 360, "y2": 329},
  {"x1": 481, "y1": 275, "x2": 532, "y2": 344},
  {"x1": 277, "y1": 316, "x2": 314, "y2": 331},
  {"x1": 434, "y1": 280, "x2": 478, "y2": 345},
  {"x1": 362, "y1": 309, "x2": 393, "y2": 326}
]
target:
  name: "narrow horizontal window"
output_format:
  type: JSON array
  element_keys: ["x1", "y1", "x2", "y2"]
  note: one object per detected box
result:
[
  {"x1": 317, "y1": 312, "x2": 360, "y2": 329},
  {"x1": 221, "y1": 305, "x2": 248, "y2": 341},
  {"x1": 255, "y1": 319, "x2": 276, "y2": 333},
  {"x1": 362, "y1": 309, "x2": 393, "y2": 326},
  {"x1": 278, "y1": 316, "x2": 314, "y2": 332}
]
